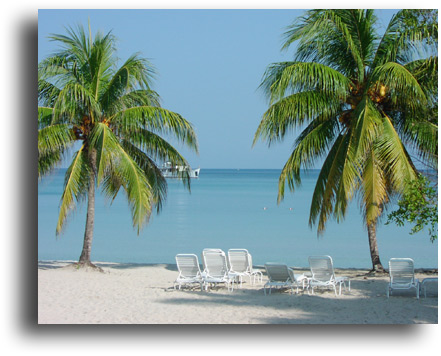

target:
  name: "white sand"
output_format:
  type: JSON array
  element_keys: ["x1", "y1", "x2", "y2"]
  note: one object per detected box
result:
[{"x1": 38, "y1": 261, "x2": 438, "y2": 324}]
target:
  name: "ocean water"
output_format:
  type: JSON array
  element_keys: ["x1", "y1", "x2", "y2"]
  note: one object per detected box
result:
[{"x1": 38, "y1": 169, "x2": 438, "y2": 269}]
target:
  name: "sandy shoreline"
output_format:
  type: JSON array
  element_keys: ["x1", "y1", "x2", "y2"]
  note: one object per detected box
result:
[{"x1": 38, "y1": 261, "x2": 438, "y2": 324}]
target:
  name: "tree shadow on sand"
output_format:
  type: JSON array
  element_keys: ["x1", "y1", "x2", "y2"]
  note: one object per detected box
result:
[
  {"x1": 159, "y1": 279, "x2": 438, "y2": 324},
  {"x1": 37, "y1": 261, "x2": 178, "y2": 271}
]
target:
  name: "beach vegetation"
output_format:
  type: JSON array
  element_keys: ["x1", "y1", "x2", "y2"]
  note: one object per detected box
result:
[
  {"x1": 38, "y1": 23, "x2": 198, "y2": 268},
  {"x1": 387, "y1": 174, "x2": 438, "y2": 242},
  {"x1": 254, "y1": 9, "x2": 437, "y2": 272}
]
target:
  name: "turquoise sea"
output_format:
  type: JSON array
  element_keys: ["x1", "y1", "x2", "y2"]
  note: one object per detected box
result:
[{"x1": 38, "y1": 169, "x2": 438, "y2": 269}]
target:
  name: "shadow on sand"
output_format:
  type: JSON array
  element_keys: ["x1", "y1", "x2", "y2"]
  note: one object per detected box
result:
[
  {"x1": 159, "y1": 278, "x2": 438, "y2": 325},
  {"x1": 37, "y1": 260, "x2": 178, "y2": 271}
]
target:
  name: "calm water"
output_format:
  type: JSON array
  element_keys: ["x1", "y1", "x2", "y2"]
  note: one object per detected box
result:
[{"x1": 38, "y1": 169, "x2": 438, "y2": 268}]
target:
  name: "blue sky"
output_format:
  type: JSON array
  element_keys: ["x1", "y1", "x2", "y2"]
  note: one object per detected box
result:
[{"x1": 38, "y1": 9, "x2": 399, "y2": 169}]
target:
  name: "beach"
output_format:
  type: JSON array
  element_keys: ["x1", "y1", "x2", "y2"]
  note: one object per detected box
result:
[{"x1": 38, "y1": 261, "x2": 438, "y2": 324}]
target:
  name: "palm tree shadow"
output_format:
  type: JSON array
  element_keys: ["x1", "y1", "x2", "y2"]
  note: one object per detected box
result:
[
  {"x1": 160, "y1": 278, "x2": 437, "y2": 325},
  {"x1": 37, "y1": 261, "x2": 179, "y2": 271}
]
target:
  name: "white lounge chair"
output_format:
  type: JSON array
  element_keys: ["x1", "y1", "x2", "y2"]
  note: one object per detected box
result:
[
  {"x1": 201, "y1": 248, "x2": 227, "y2": 271},
  {"x1": 420, "y1": 278, "x2": 438, "y2": 298},
  {"x1": 228, "y1": 249, "x2": 263, "y2": 286},
  {"x1": 263, "y1": 263, "x2": 306, "y2": 295},
  {"x1": 202, "y1": 249, "x2": 235, "y2": 292},
  {"x1": 246, "y1": 252, "x2": 263, "y2": 284},
  {"x1": 174, "y1": 254, "x2": 203, "y2": 291},
  {"x1": 387, "y1": 258, "x2": 419, "y2": 299},
  {"x1": 307, "y1": 256, "x2": 350, "y2": 296}
]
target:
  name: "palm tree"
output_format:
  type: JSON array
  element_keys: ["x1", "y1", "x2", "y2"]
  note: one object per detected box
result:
[
  {"x1": 254, "y1": 9, "x2": 437, "y2": 272},
  {"x1": 38, "y1": 24, "x2": 198, "y2": 267}
]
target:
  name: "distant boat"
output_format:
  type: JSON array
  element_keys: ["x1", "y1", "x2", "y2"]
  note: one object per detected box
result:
[{"x1": 160, "y1": 161, "x2": 200, "y2": 178}]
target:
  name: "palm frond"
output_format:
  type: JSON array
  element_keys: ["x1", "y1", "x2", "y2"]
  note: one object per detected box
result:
[
  {"x1": 49, "y1": 24, "x2": 94, "y2": 66},
  {"x1": 38, "y1": 106, "x2": 55, "y2": 128},
  {"x1": 373, "y1": 9, "x2": 438, "y2": 68},
  {"x1": 128, "y1": 128, "x2": 189, "y2": 167},
  {"x1": 254, "y1": 91, "x2": 341, "y2": 146},
  {"x1": 376, "y1": 114, "x2": 418, "y2": 193},
  {"x1": 38, "y1": 123, "x2": 75, "y2": 157},
  {"x1": 120, "y1": 140, "x2": 168, "y2": 213},
  {"x1": 402, "y1": 119, "x2": 438, "y2": 168},
  {"x1": 404, "y1": 56, "x2": 438, "y2": 102},
  {"x1": 360, "y1": 148, "x2": 388, "y2": 225},
  {"x1": 89, "y1": 122, "x2": 154, "y2": 233},
  {"x1": 350, "y1": 95, "x2": 383, "y2": 160},
  {"x1": 260, "y1": 61, "x2": 350, "y2": 104},
  {"x1": 88, "y1": 31, "x2": 116, "y2": 101},
  {"x1": 52, "y1": 82, "x2": 100, "y2": 124},
  {"x1": 282, "y1": 10, "x2": 370, "y2": 80},
  {"x1": 309, "y1": 134, "x2": 353, "y2": 233},
  {"x1": 38, "y1": 107, "x2": 76, "y2": 178},
  {"x1": 88, "y1": 122, "x2": 118, "y2": 185},
  {"x1": 277, "y1": 115, "x2": 339, "y2": 202},
  {"x1": 56, "y1": 145, "x2": 90, "y2": 234},
  {"x1": 103, "y1": 89, "x2": 161, "y2": 117},
  {"x1": 110, "y1": 106, "x2": 198, "y2": 152}
]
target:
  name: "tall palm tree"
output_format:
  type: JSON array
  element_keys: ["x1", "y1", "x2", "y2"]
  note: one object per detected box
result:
[
  {"x1": 38, "y1": 24, "x2": 198, "y2": 267},
  {"x1": 254, "y1": 9, "x2": 437, "y2": 272}
]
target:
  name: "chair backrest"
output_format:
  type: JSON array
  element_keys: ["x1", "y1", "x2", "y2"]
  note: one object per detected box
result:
[
  {"x1": 175, "y1": 254, "x2": 201, "y2": 278},
  {"x1": 228, "y1": 249, "x2": 250, "y2": 273},
  {"x1": 264, "y1": 263, "x2": 292, "y2": 282},
  {"x1": 308, "y1": 256, "x2": 335, "y2": 282},
  {"x1": 202, "y1": 249, "x2": 229, "y2": 278},
  {"x1": 201, "y1": 248, "x2": 225, "y2": 270},
  {"x1": 389, "y1": 258, "x2": 415, "y2": 284}
]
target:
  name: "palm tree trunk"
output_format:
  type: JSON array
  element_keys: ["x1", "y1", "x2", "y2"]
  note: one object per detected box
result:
[
  {"x1": 79, "y1": 148, "x2": 97, "y2": 265},
  {"x1": 367, "y1": 221, "x2": 384, "y2": 272}
]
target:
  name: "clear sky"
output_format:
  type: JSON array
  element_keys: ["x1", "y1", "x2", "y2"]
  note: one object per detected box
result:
[{"x1": 38, "y1": 9, "x2": 399, "y2": 169}]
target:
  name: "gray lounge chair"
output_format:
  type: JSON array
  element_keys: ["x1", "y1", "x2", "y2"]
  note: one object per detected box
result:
[
  {"x1": 307, "y1": 256, "x2": 350, "y2": 296},
  {"x1": 228, "y1": 249, "x2": 263, "y2": 286},
  {"x1": 387, "y1": 258, "x2": 419, "y2": 299},
  {"x1": 264, "y1": 263, "x2": 306, "y2": 295}
]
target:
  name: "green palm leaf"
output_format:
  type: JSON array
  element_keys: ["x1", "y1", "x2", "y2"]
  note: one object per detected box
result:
[
  {"x1": 38, "y1": 106, "x2": 55, "y2": 128},
  {"x1": 52, "y1": 82, "x2": 101, "y2": 124},
  {"x1": 360, "y1": 148, "x2": 388, "y2": 225},
  {"x1": 254, "y1": 91, "x2": 341, "y2": 146},
  {"x1": 376, "y1": 114, "x2": 417, "y2": 193},
  {"x1": 261, "y1": 61, "x2": 350, "y2": 104},
  {"x1": 56, "y1": 146, "x2": 89, "y2": 234},
  {"x1": 89, "y1": 122, "x2": 154, "y2": 233},
  {"x1": 308, "y1": 134, "x2": 352, "y2": 232},
  {"x1": 111, "y1": 106, "x2": 198, "y2": 151},
  {"x1": 120, "y1": 140, "x2": 168, "y2": 213},
  {"x1": 277, "y1": 116, "x2": 338, "y2": 202}
]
